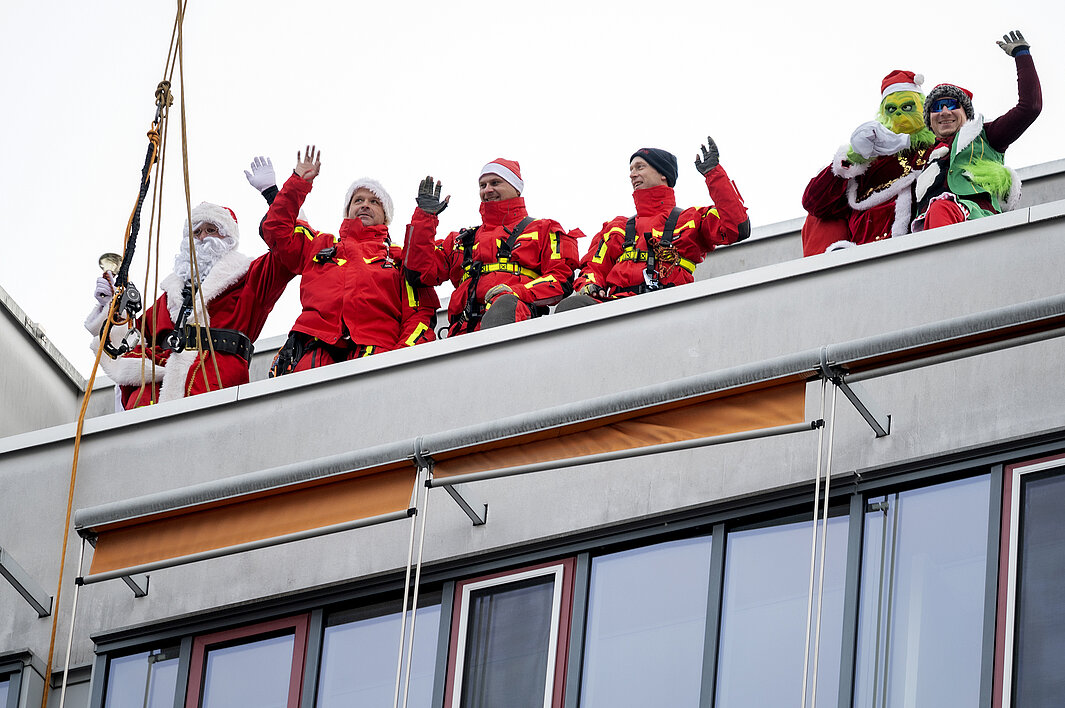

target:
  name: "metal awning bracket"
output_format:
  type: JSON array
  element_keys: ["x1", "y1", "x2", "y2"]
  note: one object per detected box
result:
[
  {"x1": 0, "y1": 544, "x2": 52, "y2": 617},
  {"x1": 819, "y1": 347, "x2": 891, "y2": 438},
  {"x1": 440, "y1": 484, "x2": 488, "y2": 526},
  {"x1": 416, "y1": 439, "x2": 488, "y2": 526},
  {"x1": 121, "y1": 574, "x2": 149, "y2": 597}
]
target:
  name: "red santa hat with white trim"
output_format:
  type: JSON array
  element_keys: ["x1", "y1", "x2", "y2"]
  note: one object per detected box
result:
[
  {"x1": 183, "y1": 202, "x2": 240, "y2": 245},
  {"x1": 480, "y1": 158, "x2": 524, "y2": 195},
  {"x1": 880, "y1": 69, "x2": 925, "y2": 99}
]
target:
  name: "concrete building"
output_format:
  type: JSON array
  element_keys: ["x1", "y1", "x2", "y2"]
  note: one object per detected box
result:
[{"x1": 3, "y1": 160, "x2": 1065, "y2": 707}]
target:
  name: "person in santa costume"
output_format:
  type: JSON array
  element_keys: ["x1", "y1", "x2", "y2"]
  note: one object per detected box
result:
[
  {"x1": 911, "y1": 30, "x2": 1041, "y2": 232},
  {"x1": 86, "y1": 202, "x2": 295, "y2": 409},
  {"x1": 402, "y1": 158, "x2": 580, "y2": 336},
  {"x1": 556, "y1": 138, "x2": 749, "y2": 310},
  {"x1": 801, "y1": 69, "x2": 937, "y2": 255},
  {"x1": 262, "y1": 146, "x2": 439, "y2": 373}
]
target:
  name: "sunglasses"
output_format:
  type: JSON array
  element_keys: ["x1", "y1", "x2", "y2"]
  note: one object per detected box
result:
[{"x1": 931, "y1": 97, "x2": 961, "y2": 113}]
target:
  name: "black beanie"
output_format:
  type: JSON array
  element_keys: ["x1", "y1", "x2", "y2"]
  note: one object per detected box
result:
[
  {"x1": 630, "y1": 147, "x2": 678, "y2": 188},
  {"x1": 924, "y1": 83, "x2": 975, "y2": 126}
]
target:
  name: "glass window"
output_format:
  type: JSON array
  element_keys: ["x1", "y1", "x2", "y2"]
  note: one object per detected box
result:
[
  {"x1": 854, "y1": 475, "x2": 990, "y2": 707},
  {"x1": 1009, "y1": 464, "x2": 1065, "y2": 707},
  {"x1": 715, "y1": 514, "x2": 848, "y2": 707},
  {"x1": 317, "y1": 601, "x2": 441, "y2": 707},
  {"x1": 104, "y1": 648, "x2": 180, "y2": 708},
  {"x1": 0, "y1": 677, "x2": 9, "y2": 708},
  {"x1": 580, "y1": 536, "x2": 712, "y2": 707},
  {"x1": 447, "y1": 561, "x2": 573, "y2": 708},
  {"x1": 186, "y1": 615, "x2": 308, "y2": 708}
]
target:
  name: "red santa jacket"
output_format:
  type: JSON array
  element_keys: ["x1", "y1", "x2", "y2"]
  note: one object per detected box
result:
[
  {"x1": 403, "y1": 197, "x2": 579, "y2": 325},
  {"x1": 92, "y1": 248, "x2": 293, "y2": 409},
  {"x1": 801, "y1": 143, "x2": 932, "y2": 256},
  {"x1": 262, "y1": 174, "x2": 438, "y2": 350},
  {"x1": 574, "y1": 165, "x2": 748, "y2": 296}
]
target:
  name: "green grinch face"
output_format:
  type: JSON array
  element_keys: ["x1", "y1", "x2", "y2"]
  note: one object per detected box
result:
[{"x1": 880, "y1": 91, "x2": 925, "y2": 135}]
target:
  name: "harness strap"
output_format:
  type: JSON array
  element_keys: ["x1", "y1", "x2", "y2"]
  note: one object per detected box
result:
[
  {"x1": 616, "y1": 249, "x2": 696, "y2": 274},
  {"x1": 180, "y1": 325, "x2": 254, "y2": 362},
  {"x1": 461, "y1": 262, "x2": 541, "y2": 282},
  {"x1": 497, "y1": 216, "x2": 535, "y2": 261}
]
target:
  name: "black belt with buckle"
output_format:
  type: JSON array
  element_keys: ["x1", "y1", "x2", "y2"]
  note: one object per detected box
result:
[{"x1": 180, "y1": 325, "x2": 254, "y2": 362}]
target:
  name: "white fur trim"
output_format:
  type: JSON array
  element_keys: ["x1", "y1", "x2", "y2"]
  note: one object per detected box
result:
[
  {"x1": 1004, "y1": 167, "x2": 1022, "y2": 211},
  {"x1": 480, "y1": 161, "x2": 524, "y2": 194},
  {"x1": 158, "y1": 350, "x2": 199, "y2": 402},
  {"x1": 343, "y1": 178, "x2": 394, "y2": 225},
  {"x1": 914, "y1": 159, "x2": 942, "y2": 203},
  {"x1": 826, "y1": 240, "x2": 857, "y2": 252},
  {"x1": 882, "y1": 81, "x2": 922, "y2": 99},
  {"x1": 831, "y1": 144, "x2": 870, "y2": 179},
  {"x1": 845, "y1": 158, "x2": 924, "y2": 213},
  {"x1": 953, "y1": 114, "x2": 985, "y2": 155},
  {"x1": 891, "y1": 187, "x2": 914, "y2": 237},
  {"x1": 162, "y1": 248, "x2": 252, "y2": 323},
  {"x1": 184, "y1": 202, "x2": 240, "y2": 246},
  {"x1": 99, "y1": 350, "x2": 162, "y2": 387}
]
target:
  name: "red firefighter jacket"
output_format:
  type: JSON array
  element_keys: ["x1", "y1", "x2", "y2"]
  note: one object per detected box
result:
[
  {"x1": 403, "y1": 197, "x2": 579, "y2": 325},
  {"x1": 262, "y1": 174, "x2": 438, "y2": 350},
  {"x1": 574, "y1": 164, "x2": 748, "y2": 296}
]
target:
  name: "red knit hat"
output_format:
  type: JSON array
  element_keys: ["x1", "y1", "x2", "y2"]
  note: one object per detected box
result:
[
  {"x1": 881, "y1": 69, "x2": 924, "y2": 99},
  {"x1": 480, "y1": 158, "x2": 524, "y2": 194}
]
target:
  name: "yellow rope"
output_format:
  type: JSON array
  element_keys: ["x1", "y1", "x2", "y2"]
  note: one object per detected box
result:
[{"x1": 40, "y1": 4, "x2": 188, "y2": 706}]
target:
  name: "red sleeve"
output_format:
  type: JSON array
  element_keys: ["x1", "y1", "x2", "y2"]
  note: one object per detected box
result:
[
  {"x1": 402, "y1": 208, "x2": 452, "y2": 287},
  {"x1": 984, "y1": 52, "x2": 1042, "y2": 153},
  {"x1": 573, "y1": 219, "x2": 626, "y2": 292},
  {"x1": 509, "y1": 220, "x2": 579, "y2": 306},
  {"x1": 802, "y1": 165, "x2": 853, "y2": 221},
  {"x1": 261, "y1": 174, "x2": 316, "y2": 273},
  {"x1": 396, "y1": 257, "x2": 439, "y2": 348},
  {"x1": 699, "y1": 164, "x2": 749, "y2": 248}
]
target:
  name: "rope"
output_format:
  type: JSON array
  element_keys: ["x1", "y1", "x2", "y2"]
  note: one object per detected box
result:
[{"x1": 41, "y1": 5, "x2": 188, "y2": 707}]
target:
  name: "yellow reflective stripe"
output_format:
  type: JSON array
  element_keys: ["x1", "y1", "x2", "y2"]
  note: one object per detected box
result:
[
  {"x1": 405, "y1": 280, "x2": 418, "y2": 308},
  {"x1": 294, "y1": 226, "x2": 315, "y2": 241},
  {"x1": 549, "y1": 231, "x2": 562, "y2": 260},
  {"x1": 525, "y1": 275, "x2": 556, "y2": 289},
  {"x1": 336, "y1": 259, "x2": 347, "y2": 266},
  {"x1": 706, "y1": 207, "x2": 719, "y2": 218},
  {"x1": 405, "y1": 322, "x2": 429, "y2": 346},
  {"x1": 675, "y1": 219, "x2": 696, "y2": 232}
]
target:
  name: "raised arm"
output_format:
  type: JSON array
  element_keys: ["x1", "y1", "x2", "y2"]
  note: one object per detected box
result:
[
  {"x1": 402, "y1": 175, "x2": 452, "y2": 288},
  {"x1": 261, "y1": 146, "x2": 321, "y2": 272},
  {"x1": 985, "y1": 31, "x2": 1042, "y2": 152},
  {"x1": 695, "y1": 136, "x2": 750, "y2": 246}
]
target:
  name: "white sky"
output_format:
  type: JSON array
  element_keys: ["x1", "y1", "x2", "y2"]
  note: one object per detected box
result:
[{"x1": 1, "y1": 1, "x2": 1062, "y2": 377}]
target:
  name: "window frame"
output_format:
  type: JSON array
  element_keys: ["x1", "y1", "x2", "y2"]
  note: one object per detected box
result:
[
  {"x1": 994, "y1": 453, "x2": 1065, "y2": 708},
  {"x1": 184, "y1": 614, "x2": 310, "y2": 708},
  {"x1": 444, "y1": 559, "x2": 576, "y2": 708},
  {"x1": 0, "y1": 665, "x2": 21, "y2": 708}
]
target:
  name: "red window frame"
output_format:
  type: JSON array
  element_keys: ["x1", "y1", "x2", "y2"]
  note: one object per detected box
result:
[
  {"x1": 443, "y1": 558, "x2": 576, "y2": 708},
  {"x1": 185, "y1": 614, "x2": 310, "y2": 708}
]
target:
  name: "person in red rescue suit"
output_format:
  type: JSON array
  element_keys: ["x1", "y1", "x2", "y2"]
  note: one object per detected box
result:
[
  {"x1": 910, "y1": 30, "x2": 1041, "y2": 232},
  {"x1": 401, "y1": 158, "x2": 580, "y2": 336},
  {"x1": 801, "y1": 69, "x2": 937, "y2": 255},
  {"x1": 261, "y1": 146, "x2": 439, "y2": 373},
  {"x1": 85, "y1": 202, "x2": 295, "y2": 410},
  {"x1": 555, "y1": 138, "x2": 749, "y2": 311}
]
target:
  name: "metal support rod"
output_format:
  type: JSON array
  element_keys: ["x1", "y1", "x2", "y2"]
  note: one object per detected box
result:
[
  {"x1": 442, "y1": 485, "x2": 487, "y2": 526},
  {"x1": 429, "y1": 421, "x2": 819, "y2": 490},
  {"x1": 58, "y1": 538, "x2": 86, "y2": 708},
  {"x1": 0, "y1": 545, "x2": 53, "y2": 617},
  {"x1": 819, "y1": 346, "x2": 890, "y2": 438},
  {"x1": 393, "y1": 464, "x2": 423, "y2": 708},
  {"x1": 121, "y1": 574, "x2": 149, "y2": 598},
  {"x1": 810, "y1": 383, "x2": 838, "y2": 708},
  {"x1": 402, "y1": 465, "x2": 432, "y2": 708},
  {"x1": 80, "y1": 510, "x2": 411, "y2": 585},
  {"x1": 801, "y1": 379, "x2": 828, "y2": 708}
]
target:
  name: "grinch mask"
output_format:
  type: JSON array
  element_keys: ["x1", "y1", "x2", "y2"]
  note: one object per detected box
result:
[{"x1": 879, "y1": 90, "x2": 925, "y2": 135}]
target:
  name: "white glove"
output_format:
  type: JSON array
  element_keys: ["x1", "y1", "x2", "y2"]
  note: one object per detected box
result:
[
  {"x1": 849, "y1": 121, "x2": 910, "y2": 160},
  {"x1": 244, "y1": 156, "x2": 276, "y2": 193},
  {"x1": 93, "y1": 276, "x2": 114, "y2": 306}
]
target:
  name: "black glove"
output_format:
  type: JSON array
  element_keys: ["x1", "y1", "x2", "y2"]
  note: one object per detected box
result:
[
  {"x1": 694, "y1": 136, "x2": 720, "y2": 175},
  {"x1": 416, "y1": 175, "x2": 450, "y2": 215},
  {"x1": 997, "y1": 29, "x2": 1030, "y2": 57}
]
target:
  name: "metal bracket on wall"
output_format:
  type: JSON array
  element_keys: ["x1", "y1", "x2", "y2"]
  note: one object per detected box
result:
[
  {"x1": 120, "y1": 574, "x2": 149, "y2": 597},
  {"x1": 819, "y1": 347, "x2": 891, "y2": 438},
  {"x1": 0, "y1": 544, "x2": 53, "y2": 617},
  {"x1": 416, "y1": 446, "x2": 488, "y2": 527}
]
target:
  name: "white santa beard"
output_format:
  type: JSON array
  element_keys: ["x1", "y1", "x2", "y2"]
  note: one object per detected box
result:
[{"x1": 173, "y1": 234, "x2": 237, "y2": 281}]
